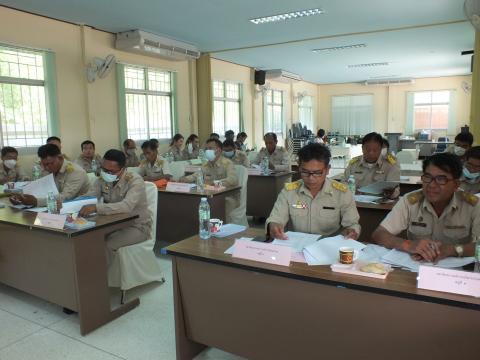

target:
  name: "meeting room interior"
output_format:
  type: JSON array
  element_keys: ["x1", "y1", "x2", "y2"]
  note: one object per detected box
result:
[{"x1": 0, "y1": 1, "x2": 479, "y2": 359}]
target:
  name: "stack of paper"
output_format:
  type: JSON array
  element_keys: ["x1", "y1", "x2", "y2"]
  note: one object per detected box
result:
[
  {"x1": 22, "y1": 174, "x2": 58, "y2": 198},
  {"x1": 59, "y1": 197, "x2": 97, "y2": 215},
  {"x1": 272, "y1": 231, "x2": 321, "y2": 264},
  {"x1": 212, "y1": 224, "x2": 247, "y2": 238},
  {"x1": 354, "y1": 195, "x2": 383, "y2": 204},
  {"x1": 303, "y1": 235, "x2": 366, "y2": 265},
  {"x1": 358, "y1": 181, "x2": 400, "y2": 195},
  {"x1": 381, "y1": 249, "x2": 475, "y2": 272}
]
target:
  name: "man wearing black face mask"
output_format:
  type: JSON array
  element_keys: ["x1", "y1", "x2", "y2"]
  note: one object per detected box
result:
[
  {"x1": 460, "y1": 146, "x2": 480, "y2": 194},
  {"x1": 222, "y1": 140, "x2": 249, "y2": 167}
]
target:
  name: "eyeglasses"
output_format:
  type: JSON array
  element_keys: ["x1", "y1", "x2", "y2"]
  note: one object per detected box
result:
[
  {"x1": 421, "y1": 174, "x2": 454, "y2": 185},
  {"x1": 299, "y1": 170, "x2": 324, "y2": 178}
]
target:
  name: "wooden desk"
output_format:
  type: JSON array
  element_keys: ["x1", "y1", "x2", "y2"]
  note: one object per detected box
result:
[
  {"x1": 356, "y1": 201, "x2": 395, "y2": 242},
  {"x1": 167, "y1": 229, "x2": 480, "y2": 360},
  {"x1": 0, "y1": 206, "x2": 139, "y2": 335},
  {"x1": 400, "y1": 175, "x2": 422, "y2": 195},
  {"x1": 246, "y1": 172, "x2": 293, "y2": 218},
  {"x1": 156, "y1": 186, "x2": 241, "y2": 246}
]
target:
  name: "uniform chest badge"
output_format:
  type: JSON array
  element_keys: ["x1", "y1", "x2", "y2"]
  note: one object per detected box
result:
[
  {"x1": 375, "y1": 170, "x2": 385, "y2": 174},
  {"x1": 292, "y1": 201, "x2": 307, "y2": 209}
]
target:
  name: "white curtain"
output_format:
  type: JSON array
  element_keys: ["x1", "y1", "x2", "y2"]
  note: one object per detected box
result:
[{"x1": 331, "y1": 94, "x2": 373, "y2": 135}]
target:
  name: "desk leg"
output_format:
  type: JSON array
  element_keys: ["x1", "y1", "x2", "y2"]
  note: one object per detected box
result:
[
  {"x1": 74, "y1": 224, "x2": 139, "y2": 335},
  {"x1": 172, "y1": 257, "x2": 206, "y2": 359}
]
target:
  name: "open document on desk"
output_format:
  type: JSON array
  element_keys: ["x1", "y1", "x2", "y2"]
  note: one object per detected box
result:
[{"x1": 358, "y1": 181, "x2": 400, "y2": 195}]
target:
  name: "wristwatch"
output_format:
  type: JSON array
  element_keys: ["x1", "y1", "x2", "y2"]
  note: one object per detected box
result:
[{"x1": 454, "y1": 245, "x2": 464, "y2": 257}]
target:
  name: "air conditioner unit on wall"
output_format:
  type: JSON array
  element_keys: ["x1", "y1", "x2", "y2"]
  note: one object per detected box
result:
[
  {"x1": 115, "y1": 30, "x2": 201, "y2": 61},
  {"x1": 363, "y1": 78, "x2": 415, "y2": 86},
  {"x1": 265, "y1": 69, "x2": 302, "y2": 83}
]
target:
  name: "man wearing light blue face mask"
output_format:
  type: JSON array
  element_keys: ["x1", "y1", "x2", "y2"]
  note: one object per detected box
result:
[
  {"x1": 460, "y1": 146, "x2": 480, "y2": 194},
  {"x1": 222, "y1": 139, "x2": 249, "y2": 167},
  {"x1": 80, "y1": 149, "x2": 151, "y2": 267}
]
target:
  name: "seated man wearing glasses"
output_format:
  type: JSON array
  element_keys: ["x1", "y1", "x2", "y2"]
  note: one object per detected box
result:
[
  {"x1": 372, "y1": 153, "x2": 480, "y2": 262},
  {"x1": 267, "y1": 143, "x2": 360, "y2": 240}
]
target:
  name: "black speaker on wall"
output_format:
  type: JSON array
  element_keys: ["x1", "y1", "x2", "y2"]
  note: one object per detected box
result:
[{"x1": 254, "y1": 70, "x2": 266, "y2": 85}]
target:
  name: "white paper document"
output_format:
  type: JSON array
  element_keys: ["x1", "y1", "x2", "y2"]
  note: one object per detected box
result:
[
  {"x1": 224, "y1": 237, "x2": 254, "y2": 254},
  {"x1": 212, "y1": 224, "x2": 247, "y2": 238},
  {"x1": 303, "y1": 235, "x2": 366, "y2": 265},
  {"x1": 22, "y1": 174, "x2": 59, "y2": 198},
  {"x1": 272, "y1": 231, "x2": 321, "y2": 253},
  {"x1": 381, "y1": 249, "x2": 475, "y2": 272},
  {"x1": 354, "y1": 195, "x2": 383, "y2": 204},
  {"x1": 358, "y1": 181, "x2": 400, "y2": 195},
  {"x1": 59, "y1": 197, "x2": 97, "y2": 215}
]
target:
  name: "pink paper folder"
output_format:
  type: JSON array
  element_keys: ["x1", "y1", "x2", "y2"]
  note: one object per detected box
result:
[{"x1": 233, "y1": 239, "x2": 292, "y2": 266}]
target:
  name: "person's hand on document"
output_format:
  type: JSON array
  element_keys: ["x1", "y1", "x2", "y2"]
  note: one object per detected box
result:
[
  {"x1": 268, "y1": 222, "x2": 288, "y2": 240},
  {"x1": 9, "y1": 193, "x2": 38, "y2": 207},
  {"x1": 79, "y1": 204, "x2": 97, "y2": 217},
  {"x1": 383, "y1": 185, "x2": 400, "y2": 199},
  {"x1": 403, "y1": 238, "x2": 441, "y2": 263},
  {"x1": 342, "y1": 228, "x2": 359, "y2": 240}
]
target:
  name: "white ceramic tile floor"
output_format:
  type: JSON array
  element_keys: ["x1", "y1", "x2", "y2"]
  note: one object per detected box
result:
[{"x1": 0, "y1": 255, "x2": 245, "y2": 360}]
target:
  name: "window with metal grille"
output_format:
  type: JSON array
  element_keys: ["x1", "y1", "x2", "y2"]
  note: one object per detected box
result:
[
  {"x1": 123, "y1": 65, "x2": 174, "y2": 140},
  {"x1": 298, "y1": 95, "x2": 313, "y2": 130},
  {"x1": 0, "y1": 46, "x2": 50, "y2": 148},
  {"x1": 413, "y1": 90, "x2": 450, "y2": 135},
  {"x1": 264, "y1": 89, "x2": 284, "y2": 134},
  {"x1": 212, "y1": 80, "x2": 241, "y2": 135}
]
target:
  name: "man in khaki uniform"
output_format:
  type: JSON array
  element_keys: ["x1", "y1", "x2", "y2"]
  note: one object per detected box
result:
[
  {"x1": 252, "y1": 132, "x2": 290, "y2": 172},
  {"x1": 222, "y1": 139, "x2": 250, "y2": 167},
  {"x1": 10, "y1": 144, "x2": 89, "y2": 207},
  {"x1": 372, "y1": 153, "x2": 480, "y2": 262},
  {"x1": 344, "y1": 132, "x2": 400, "y2": 188},
  {"x1": 460, "y1": 146, "x2": 480, "y2": 194},
  {"x1": 267, "y1": 143, "x2": 360, "y2": 240},
  {"x1": 0, "y1": 146, "x2": 28, "y2": 184},
  {"x1": 139, "y1": 140, "x2": 172, "y2": 181},
  {"x1": 74, "y1": 140, "x2": 102, "y2": 174},
  {"x1": 181, "y1": 138, "x2": 239, "y2": 219},
  {"x1": 123, "y1": 139, "x2": 140, "y2": 167},
  {"x1": 79, "y1": 149, "x2": 151, "y2": 265},
  {"x1": 46, "y1": 136, "x2": 70, "y2": 160}
]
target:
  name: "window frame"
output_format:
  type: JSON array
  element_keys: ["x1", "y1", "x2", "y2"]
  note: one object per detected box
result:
[
  {"x1": 212, "y1": 80, "x2": 243, "y2": 136},
  {"x1": 264, "y1": 89, "x2": 284, "y2": 135},
  {"x1": 412, "y1": 90, "x2": 450, "y2": 134},
  {"x1": 298, "y1": 95, "x2": 314, "y2": 130}
]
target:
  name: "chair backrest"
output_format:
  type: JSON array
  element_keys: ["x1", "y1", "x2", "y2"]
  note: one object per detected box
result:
[
  {"x1": 144, "y1": 181, "x2": 158, "y2": 241},
  {"x1": 229, "y1": 165, "x2": 249, "y2": 226},
  {"x1": 395, "y1": 150, "x2": 416, "y2": 164},
  {"x1": 127, "y1": 167, "x2": 141, "y2": 175},
  {"x1": 169, "y1": 160, "x2": 188, "y2": 180}
]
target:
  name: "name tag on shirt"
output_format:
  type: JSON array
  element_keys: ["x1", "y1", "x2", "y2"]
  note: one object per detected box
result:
[
  {"x1": 291, "y1": 202, "x2": 307, "y2": 209},
  {"x1": 411, "y1": 222, "x2": 427, "y2": 227},
  {"x1": 323, "y1": 206, "x2": 335, "y2": 210},
  {"x1": 445, "y1": 225, "x2": 466, "y2": 229}
]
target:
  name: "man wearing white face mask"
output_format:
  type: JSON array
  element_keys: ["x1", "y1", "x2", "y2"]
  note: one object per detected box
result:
[
  {"x1": 0, "y1": 146, "x2": 28, "y2": 184},
  {"x1": 222, "y1": 139, "x2": 249, "y2": 167},
  {"x1": 460, "y1": 146, "x2": 480, "y2": 194},
  {"x1": 79, "y1": 149, "x2": 151, "y2": 266},
  {"x1": 447, "y1": 132, "x2": 473, "y2": 162}
]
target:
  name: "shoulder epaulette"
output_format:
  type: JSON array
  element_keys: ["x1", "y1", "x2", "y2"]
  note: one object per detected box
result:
[
  {"x1": 348, "y1": 156, "x2": 361, "y2": 166},
  {"x1": 461, "y1": 191, "x2": 479, "y2": 206},
  {"x1": 65, "y1": 163, "x2": 74, "y2": 173},
  {"x1": 407, "y1": 190, "x2": 423, "y2": 205},
  {"x1": 155, "y1": 159, "x2": 164, "y2": 166},
  {"x1": 331, "y1": 180, "x2": 347, "y2": 192},
  {"x1": 284, "y1": 180, "x2": 301, "y2": 191},
  {"x1": 386, "y1": 154, "x2": 397, "y2": 165},
  {"x1": 124, "y1": 172, "x2": 133, "y2": 182}
]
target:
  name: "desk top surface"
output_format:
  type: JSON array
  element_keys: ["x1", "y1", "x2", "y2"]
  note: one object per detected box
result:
[
  {"x1": 158, "y1": 185, "x2": 241, "y2": 197},
  {"x1": 0, "y1": 205, "x2": 137, "y2": 237},
  {"x1": 248, "y1": 171, "x2": 294, "y2": 178},
  {"x1": 167, "y1": 228, "x2": 480, "y2": 310}
]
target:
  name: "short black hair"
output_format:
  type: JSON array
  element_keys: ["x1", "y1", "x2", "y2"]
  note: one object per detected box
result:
[
  {"x1": 150, "y1": 138, "x2": 159, "y2": 147},
  {"x1": 104, "y1": 149, "x2": 126, "y2": 167},
  {"x1": 455, "y1": 132, "x2": 474, "y2": 146},
  {"x1": 382, "y1": 138, "x2": 390, "y2": 149},
  {"x1": 465, "y1": 146, "x2": 480, "y2": 161},
  {"x1": 422, "y1": 152, "x2": 462, "y2": 179},
  {"x1": 264, "y1": 132, "x2": 278, "y2": 142},
  {"x1": 298, "y1": 143, "x2": 331, "y2": 166},
  {"x1": 141, "y1": 140, "x2": 157, "y2": 151},
  {"x1": 1, "y1": 146, "x2": 18, "y2": 157},
  {"x1": 317, "y1": 129, "x2": 325, "y2": 137},
  {"x1": 46, "y1": 136, "x2": 61, "y2": 143},
  {"x1": 123, "y1": 139, "x2": 134, "y2": 147},
  {"x1": 225, "y1": 130, "x2": 234, "y2": 137},
  {"x1": 81, "y1": 140, "x2": 95, "y2": 150},
  {"x1": 186, "y1": 134, "x2": 198, "y2": 143},
  {"x1": 38, "y1": 143, "x2": 61, "y2": 159},
  {"x1": 206, "y1": 138, "x2": 223, "y2": 149},
  {"x1": 170, "y1": 133, "x2": 184, "y2": 146},
  {"x1": 237, "y1": 132, "x2": 247, "y2": 139},
  {"x1": 223, "y1": 139, "x2": 235, "y2": 149},
  {"x1": 209, "y1": 133, "x2": 220, "y2": 140},
  {"x1": 362, "y1": 132, "x2": 383, "y2": 146}
]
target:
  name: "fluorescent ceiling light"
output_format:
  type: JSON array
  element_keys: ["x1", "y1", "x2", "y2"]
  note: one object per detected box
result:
[
  {"x1": 312, "y1": 43, "x2": 366, "y2": 53},
  {"x1": 249, "y1": 8, "x2": 324, "y2": 24},
  {"x1": 347, "y1": 62, "x2": 389, "y2": 68}
]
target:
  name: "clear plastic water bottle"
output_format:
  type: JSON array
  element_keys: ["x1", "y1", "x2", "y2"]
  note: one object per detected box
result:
[
  {"x1": 474, "y1": 242, "x2": 480, "y2": 273},
  {"x1": 261, "y1": 156, "x2": 269, "y2": 175},
  {"x1": 198, "y1": 197, "x2": 210, "y2": 239},
  {"x1": 347, "y1": 175, "x2": 356, "y2": 194},
  {"x1": 196, "y1": 169, "x2": 204, "y2": 192},
  {"x1": 32, "y1": 164, "x2": 41, "y2": 181},
  {"x1": 46, "y1": 191, "x2": 57, "y2": 214},
  {"x1": 198, "y1": 149, "x2": 205, "y2": 162},
  {"x1": 91, "y1": 159, "x2": 97, "y2": 174}
]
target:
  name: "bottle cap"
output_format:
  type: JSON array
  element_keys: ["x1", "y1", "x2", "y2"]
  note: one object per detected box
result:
[{"x1": 201, "y1": 197, "x2": 207, "y2": 201}]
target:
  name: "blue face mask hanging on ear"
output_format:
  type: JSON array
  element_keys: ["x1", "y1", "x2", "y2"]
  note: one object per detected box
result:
[
  {"x1": 101, "y1": 170, "x2": 118, "y2": 183},
  {"x1": 463, "y1": 167, "x2": 480, "y2": 182},
  {"x1": 223, "y1": 150, "x2": 234, "y2": 158}
]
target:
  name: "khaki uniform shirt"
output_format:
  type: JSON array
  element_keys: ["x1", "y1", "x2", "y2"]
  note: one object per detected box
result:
[
  {"x1": 0, "y1": 162, "x2": 28, "y2": 184},
  {"x1": 225, "y1": 151, "x2": 249, "y2": 167},
  {"x1": 37, "y1": 160, "x2": 90, "y2": 206},
  {"x1": 266, "y1": 178, "x2": 361, "y2": 236},
  {"x1": 182, "y1": 147, "x2": 199, "y2": 160},
  {"x1": 74, "y1": 154, "x2": 102, "y2": 174},
  {"x1": 252, "y1": 146, "x2": 290, "y2": 172},
  {"x1": 138, "y1": 156, "x2": 172, "y2": 181},
  {"x1": 460, "y1": 176, "x2": 480, "y2": 194},
  {"x1": 380, "y1": 190, "x2": 480, "y2": 245},
  {"x1": 125, "y1": 152, "x2": 140, "y2": 167},
  {"x1": 344, "y1": 154, "x2": 400, "y2": 188},
  {"x1": 86, "y1": 171, "x2": 152, "y2": 235},
  {"x1": 168, "y1": 146, "x2": 186, "y2": 161}
]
